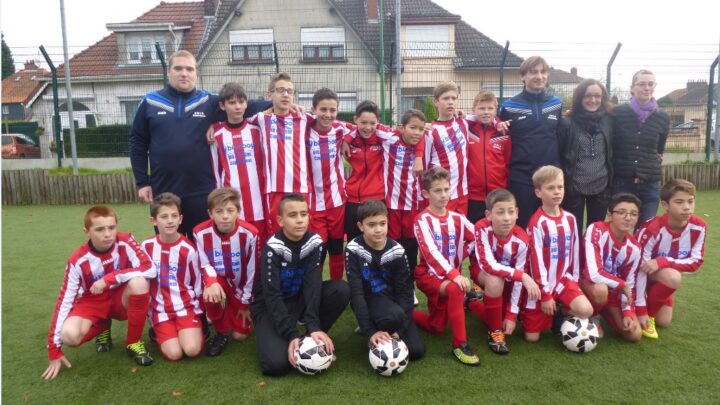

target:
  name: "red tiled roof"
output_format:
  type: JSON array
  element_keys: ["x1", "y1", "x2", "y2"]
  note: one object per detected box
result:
[
  {"x1": 57, "y1": 1, "x2": 206, "y2": 78},
  {"x1": 2, "y1": 68, "x2": 50, "y2": 105}
]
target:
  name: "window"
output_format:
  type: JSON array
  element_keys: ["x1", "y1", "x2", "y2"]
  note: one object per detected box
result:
[
  {"x1": 121, "y1": 100, "x2": 141, "y2": 124},
  {"x1": 127, "y1": 35, "x2": 166, "y2": 64},
  {"x1": 298, "y1": 92, "x2": 357, "y2": 112},
  {"x1": 301, "y1": 27, "x2": 345, "y2": 61},
  {"x1": 404, "y1": 25, "x2": 450, "y2": 57},
  {"x1": 1, "y1": 105, "x2": 8, "y2": 115},
  {"x1": 229, "y1": 29, "x2": 275, "y2": 62}
]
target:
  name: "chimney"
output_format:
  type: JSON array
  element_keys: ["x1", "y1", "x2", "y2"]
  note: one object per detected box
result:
[
  {"x1": 366, "y1": 0, "x2": 379, "y2": 23},
  {"x1": 24, "y1": 60, "x2": 39, "y2": 70},
  {"x1": 204, "y1": 0, "x2": 218, "y2": 16},
  {"x1": 686, "y1": 80, "x2": 707, "y2": 92},
  {"x1": 570, "y1": 67, "x2": 577, "y2": 76}
]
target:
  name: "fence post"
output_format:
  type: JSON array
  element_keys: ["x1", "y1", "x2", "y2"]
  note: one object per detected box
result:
[
  {"x1": 378, "y1": 0, "x2": 387, "y2": 124},
  {"x1": 39, "y1": 45, "x2": 63, "y2": 167},
  {"x1": 705, "y1": 55, "x2": 719, "y2": 161},
  {"x1": 499, "y1": 41, "x2": 509, "y2": 103},
  {"x1": 273, "y1": 41, "x2": 279, "y2": 73},
  {"x1": 155, "y1": 42, "x2": 167, "y2": 87},
  {"x1": 606, "y1": 42, "x2": 622, "y2": 95}
]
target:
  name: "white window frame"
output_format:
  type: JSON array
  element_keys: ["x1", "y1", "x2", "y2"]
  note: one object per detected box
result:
[
  {"x1": 404, "y1": 25, "x2": 450, "y2": 57},
  {"x1": 229, "y1": 29, "x2": 275, "y2": 62},
  {"x1": 298, "y1": 92, "x2": 357, "y2": 112},
  {"x1": 301, "y1": 27, "x2": 346, "y2": 61},
  {"x1": 126, "y1": 35, "x2": 166, "y2": 64}
]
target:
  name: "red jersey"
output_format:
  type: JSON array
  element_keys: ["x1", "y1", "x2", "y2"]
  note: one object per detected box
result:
[
  {"x1": 582, "y1": 221, "x2": 641, "y2": 316},
  {"x1": 467, "y1": 117, "x2": 511, "y2": 201},
  {"x1": 250, "y1": 112, "x2": 310, "y2": 194},
  {"x1": 210, "y1": 121, "x2": 266, "y2": 221},
  {"x1": 142, "y1": 235, "x2": 203, "y2": 326},
  {"x1": 193, "y1": 219, "x2": 259, "y2": 311},
  {"x1": 414, "y1": 209, "x2": 476, "y2": 281},
  {"x1": 425, "y1": 117, "x2": 469, "y2": 199},
  {"x1": 344, "y1": 126, "x2": 387, "y2": 203},
  {"x1": 527, "y1": 208, "x2": 580, "y2": 302},
  {"x1": 634, "y1": 214, "x2": 706, "y2": 315},
  {"x1": 307, "y1": 121, "x2": 351, "y2": 211},
  {"x1": 47, "y1": 233, "x2": 155, "y2": 359}
]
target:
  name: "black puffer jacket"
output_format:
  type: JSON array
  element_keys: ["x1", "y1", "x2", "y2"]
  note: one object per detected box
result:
[
  {"x1": 557, "y1": 114, "x2": 614, "y2": 188},
  {"x1": 612, "y1": 104, "x2": 669, "y2": 182}
]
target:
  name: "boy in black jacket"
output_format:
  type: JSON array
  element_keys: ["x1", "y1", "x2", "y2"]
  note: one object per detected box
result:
[
  {"x1": 346, "y1": 200, "x2": 425, "y2": 360},
  {"x1": 251, "y1": 194, "x2": 350, "y2": 376}
]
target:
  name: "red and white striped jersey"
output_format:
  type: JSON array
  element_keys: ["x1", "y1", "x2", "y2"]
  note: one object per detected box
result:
[
  {"x1": 47, "y1": 233, "x2": 156, "y2": 360},
  {"x1": 526, "y1": 208, "x2": 580, "y2": 302},
  {"x1": 193, "y1": 218, "x2": 259, "y2": 310},
  {"x1": 414, "y1": 209, "x2": 476, "y2": 281},
  {"x1": 425, "y1": 117, "x2": 469, "y2": 199},
  {"x1": 142, "y1": 235, "x2": 203, "y2": 326},
  {"x1": 376, "y1": 130, "x2": 424, "y2": 210},
  {"x1": 210, "y1": 121, "x2": 266, "y2": 221},
  {"x1": 249, "y1": 112, "x2": 310, "y2": 194},
  {"x1": 307, "y1": 121, "x2": 350, "y2": 211},
  {"x1": 634, "y1": 214, "x2": 706, "y2": 314},
  {"x1": 582, "y1": 221, "x2": 641, "y2": 315},
  {"x1": 474, "y1": 218, "x2": 528, "y2": 282}
]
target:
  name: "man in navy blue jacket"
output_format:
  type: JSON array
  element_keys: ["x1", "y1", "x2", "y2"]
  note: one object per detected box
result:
[
  {"x1": 129, "y1": 50, "x2": 270, "y2": 238},
  {"x1": 499, "y1": 56, "x2": 562, "y2": 228}
]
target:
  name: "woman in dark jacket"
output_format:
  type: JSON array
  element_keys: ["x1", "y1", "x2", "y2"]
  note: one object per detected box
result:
[{"x1": 558, "y1": 79, "x2": 614, "y2": 233}]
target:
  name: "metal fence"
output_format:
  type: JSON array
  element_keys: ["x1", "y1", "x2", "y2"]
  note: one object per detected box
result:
[{"x1": 5, "y1": 39, "x2": 719, "y2": 162}]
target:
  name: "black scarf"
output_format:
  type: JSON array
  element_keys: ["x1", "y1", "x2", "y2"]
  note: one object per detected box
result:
[{"x1": 572, "y1": 108, "x2": 605, "y2": 135}]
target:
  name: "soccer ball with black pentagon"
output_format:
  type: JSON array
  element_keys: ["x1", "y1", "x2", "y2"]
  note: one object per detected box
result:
[
  {"x1": 294, "y1": 336, "x2": 332, "y2": 375},
  {"x1": 368, "y1": 338, "x2": 409, "y2": 376},
  {"x1": 560, "y1": 317, "x2": 599, "y2": 353}
]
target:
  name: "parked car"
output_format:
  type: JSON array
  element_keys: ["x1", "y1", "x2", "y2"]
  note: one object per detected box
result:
[
  {"x1": 670, "y1": 122, "x2": 699, "y2": 132},
  {"x1": 1, "y1": 133, "x2": 41, "y2": 159}
]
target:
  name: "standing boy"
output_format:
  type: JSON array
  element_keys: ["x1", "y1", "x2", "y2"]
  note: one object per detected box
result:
[
  {"x1": 413, "y1": 167, "x2": 480, "y2": 366},
  {"x1": 251, "y1": 194, "x2": 350, "y2": 376},
  {"x1": 635, "y1": 179, "x2": 706, "y2": 338},
  {"x1": 523, "y1": 165, "x2": 593, "y2": 342},
  {"x1": 581, "y1": 193, "x2": 643, "y2": 342},
  {"x1": 469, "y1": 188, "x2": 541, "y2": 354},
  {"x1": 43, "y1": 206, "x2": 156, "y2": 380},
  {"x1": 194, "y1": 188, "x2": 259, "y2": 357},
  {"x1": 143, "y1": 193, "x2": 204, "y2": 360},
  {"x1": 346, "y1": 199, "x2": 425, "y2": 360}
]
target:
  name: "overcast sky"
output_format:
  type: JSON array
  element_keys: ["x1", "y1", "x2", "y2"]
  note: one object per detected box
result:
[{"x1": 2, "y1": 0, "x2": 718, "y2": 96}]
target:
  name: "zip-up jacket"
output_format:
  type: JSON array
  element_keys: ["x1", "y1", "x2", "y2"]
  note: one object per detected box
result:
[
  {"x1": 612, "y1": 104, "x2": 669, "y2": 182},
  {"x1": 467, "y1": 117, "x2": 511, "y2": 201},
  {"x1": 344, "y1": 130, "x2": 385, "y2": 203}
]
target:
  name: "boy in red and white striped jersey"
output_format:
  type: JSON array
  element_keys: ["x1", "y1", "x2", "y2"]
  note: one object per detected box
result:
[
  {"x1": 469, "y1": 188, "x2": 540, "y2": 354},
  {"x1": 635, "y1": 179, "x2": 706, "y2": 338},
  {"x1": 523, "y1": 166, "x2": 593, "y2": 342},
  {"x1": 193, "y1": 188, "x2": 259, "y2": 357},
  {"x1": 210, "y1": 82, "x2": 267, "y2": 242},
  {"x1": 248, "y1": 73, "x2": 310, "y2": 235},
  {"x1": 143, "y1": 193, "x2": 204, "y2": 360},
  {"x1": 413, "y1": 167, "x2": 480, "y2": 366},
  {"x1": 42, "y1": 206, "x2": 156, "y2": 380},
  {"x1": 307, "y1": 88, "x2": 352, "y2": 280},
  {"x1": 424, "y1": 82, "x2": 470, "y2": 215},
  {"x1": 580, "y1": 192, "x2": 642, "y2": 342}
]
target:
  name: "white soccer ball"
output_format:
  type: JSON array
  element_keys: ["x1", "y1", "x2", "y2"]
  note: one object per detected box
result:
[
  {"x1": 294, "y1": 336, "x2": 332, "y2": 375},
  {"x1": 560, "y1": 317, "x2": 600, "y2": 353},
  {"x1": 368, "y1": 338, "x2": 409, "y2": 376}
]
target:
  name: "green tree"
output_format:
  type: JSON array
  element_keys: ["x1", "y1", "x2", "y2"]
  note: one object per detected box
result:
[
  {"x1": 423, "y1": 97, "x2": 438, "y2": 122},
  {"x1": 2, "y1": 33, "x2": 16, "y2": 79}
]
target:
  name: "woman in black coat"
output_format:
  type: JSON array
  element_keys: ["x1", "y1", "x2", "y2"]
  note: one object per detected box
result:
[{"x1": 558, "y1": 79, "x2": 614, "y2": 233}]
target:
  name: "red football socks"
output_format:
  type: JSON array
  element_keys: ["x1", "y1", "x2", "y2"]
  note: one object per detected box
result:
[{"x1": 126, "y1": 293, "x2": 150, "y2": 345}]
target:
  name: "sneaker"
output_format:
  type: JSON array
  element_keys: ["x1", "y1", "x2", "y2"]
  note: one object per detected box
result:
[
  {"x1": 463, "y1": 289, "x2": 483, "y2": 310},
  {"x1": 95, "y1": 329, "x2": 112, "y2": 353},
  {"x1": 487, "y1": 330, "x2": 509, "y2": 355},
  {"x1": 452, "y1": 343, "x2": 480, "y2": 366},
  {"x1": 126, "y1": 341, "x2": 153, "y2": 366},
  {"x1": 590, "y1": 315, "x2": 604, "y2": 338},
  {"x1": 413, "y1": 292, "x2": 419, "y2": 306},
  {"x1": 642, "y1": 316, "x2": 659, "y2": 339},
  {"x1": 206, "y1": 333, "x2": 229, "y2": 357}
]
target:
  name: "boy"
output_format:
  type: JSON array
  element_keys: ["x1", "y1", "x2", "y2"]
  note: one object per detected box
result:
[
  {"x1": 469, "y1": 188, "x2": 541, "y2": 354},
  {"x1": 581, "y1": 193, "x2": 642, "y2": 342},
  {"x1": 251, "y1": 194, "x2": 350, "y2": 376},
  {"x1": 248, "y1": 72, "x2": 310, "y2": 235},
  {"x1": 143, "y1": 193, "x2": 204, "y2": 360},
  {"x1": 210, "y1": 82, "x2": 268, "y2": 242},
  {"x1": 424, "y1": 82, "x2": 470, "y2": 215},
  {"x1": 43, "y1": 206, "x2": 156, "y2": 380},
  {"x1": 346, "y1": 199, "x2": 425, "y2": 360},
  {"x1": 307, "y1": 88, "x2": 352, "y2": 280},
  {"x1": 193, "y1": 188, "x2": 259, "y2": 357},
  {"x1": 523, "y1": 165, "x2": 593, "y2": 342},
  {"x1": 413, "y1": 167, "x2": 480, "y2": 366},
  {"x1": 635, "y1": 179, "x2": 706, "y2": 338},
  {"x1": 466, "y1": 91, "x2": 512, "y2": 224}
]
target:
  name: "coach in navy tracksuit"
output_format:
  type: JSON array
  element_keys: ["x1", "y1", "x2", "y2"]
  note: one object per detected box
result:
[
  {"x1": 129, "y1": 50, "x2": 270, "y2": 237},
  {"x1": 499, "y1": 56, "x2": 563, "y2": 228}
]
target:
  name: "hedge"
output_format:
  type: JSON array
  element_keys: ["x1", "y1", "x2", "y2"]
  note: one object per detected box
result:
[{"x1": 62, "y1": 125, "x2": 130, "y2": 157}]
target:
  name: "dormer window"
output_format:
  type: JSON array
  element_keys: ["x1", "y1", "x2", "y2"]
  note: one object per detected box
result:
[{"x1": 127, "y1": 35, "x2": 166, "y2": 64}]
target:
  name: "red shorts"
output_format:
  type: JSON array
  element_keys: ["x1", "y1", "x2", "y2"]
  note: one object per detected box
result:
[
  {"x1": 246, "y1": 219, "x2": 268, "y2": 246},
  {"x1": 447, "y1": 195, "x2": 469, "y2": 216},
  {"x1": 154, "y1": 314, "x2": 203, "y2": 344},
  {"x1": 206, "y1": 279, "x2": 252, "y2": 335},
  {"x1": 266, "y1": 192, "x2": 311, "y2": 234},
  {"x1": 520, "y1": 280, "x2": 585, "y2": 334},
  {"x1": 69, "y1": 285, "x2": 128, "y2": 324},
  {"x1": 309, "y1": 205, "x2": 345, "y2": 241},
  {"x1": 388, "y1": 209, "x2": 418, "y2": 239}
]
